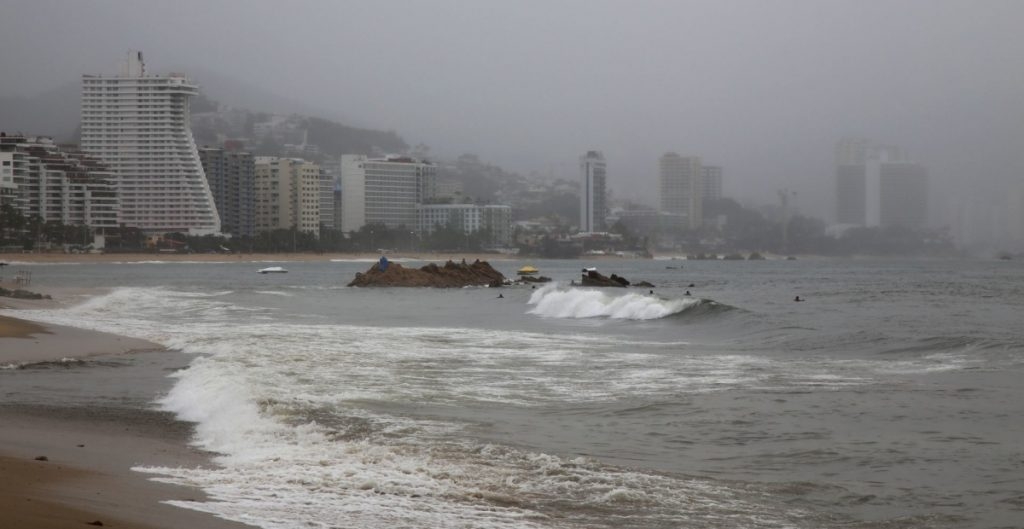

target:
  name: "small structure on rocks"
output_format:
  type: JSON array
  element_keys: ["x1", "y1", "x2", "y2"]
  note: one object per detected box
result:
[{"x1": 348, "y1": 259, "x2": 507, "y2": 288}]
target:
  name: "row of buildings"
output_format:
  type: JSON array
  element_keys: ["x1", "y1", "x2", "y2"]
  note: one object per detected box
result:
[
  {"x1": 2, "y1": 52, "x2": 514, "y2": 249},
  {"x1": 577, "y1": 150, "x2": 724, "y2": 236},
  {"x1": 834, "y1": 137, "x2": 929, "y2": 230}
]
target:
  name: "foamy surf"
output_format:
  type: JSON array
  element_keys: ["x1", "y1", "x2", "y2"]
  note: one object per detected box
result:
[{"x1": 527, "y1": 283, "x2": 702, "y2": 320}]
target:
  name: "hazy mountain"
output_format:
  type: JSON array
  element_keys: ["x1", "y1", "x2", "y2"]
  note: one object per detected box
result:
[
  {"x1": 0, "y1": 70, "x2": 400, "y2": 154},
  {"x1": 185, "y1": 67, "x2": 353, "y2": 122},
  {"x1": 0, "y1": 82, "x2": 80, "y2": 140}
]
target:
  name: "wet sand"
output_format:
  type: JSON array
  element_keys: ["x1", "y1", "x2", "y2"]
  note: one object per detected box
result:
[{"x1": 0, "y1": 298, "x2": 254, "y2": 528}]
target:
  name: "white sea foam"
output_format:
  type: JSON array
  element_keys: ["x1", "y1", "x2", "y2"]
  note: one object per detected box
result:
[
  {"x1": 7, "y1": 285, "x2": 991, "y2": 528},
  {"x1": 527, "y1": 283, "x2": 701, "y2": 320},
  {"x1": 252, "y1": 290, "x2": 293, "y2": 297}
]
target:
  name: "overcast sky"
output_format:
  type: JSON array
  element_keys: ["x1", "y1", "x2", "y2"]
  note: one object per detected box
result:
[{"x1": 2, "y1": 0, "x2": 1022, "y2": 221}]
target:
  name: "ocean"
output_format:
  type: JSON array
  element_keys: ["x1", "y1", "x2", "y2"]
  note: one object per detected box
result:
[{"x1": 4, "y1": 257, "x2": 1024, "y2": 528}]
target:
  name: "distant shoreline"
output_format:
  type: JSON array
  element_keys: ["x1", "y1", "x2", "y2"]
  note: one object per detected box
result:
[{"x1": 0, "y1": 250, "x2": 667, "y2": 265}]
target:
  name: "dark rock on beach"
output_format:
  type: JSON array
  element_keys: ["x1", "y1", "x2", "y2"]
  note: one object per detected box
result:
[
  {"x1": 348, "y1": 259, "x2": 507, "y2": 288},
  {"x1": 0, "y1": 287, "x2": 52, "y2": 300}
]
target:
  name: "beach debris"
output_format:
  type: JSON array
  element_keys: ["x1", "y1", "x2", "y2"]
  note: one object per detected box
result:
[
  {"x1": 348, "y1": 259, "x2": 506, "y2": 288},
  {"x1": 34, "y1": 455, "x2": 48, "y2": 461}
]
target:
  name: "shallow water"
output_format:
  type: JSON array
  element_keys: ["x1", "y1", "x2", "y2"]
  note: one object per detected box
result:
[{"x1": 4, "y1": 257, "x2": 1024, "y2": 528}]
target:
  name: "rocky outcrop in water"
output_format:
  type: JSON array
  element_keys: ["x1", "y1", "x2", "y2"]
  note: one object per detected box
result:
[
  {"x1": 0, "y1": 287, "x2": 51, "y2": 300},
  {"x1": 578, "y1": 269, "x2": 654, "y2": 288},
  {"x1": 348, "y1": 259, "x2": 507, "y2": 288}
]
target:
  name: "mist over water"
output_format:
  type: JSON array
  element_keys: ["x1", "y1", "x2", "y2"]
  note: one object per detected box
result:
[{"x1": 4, "y1": 259, "x2": 1022, "y2": 528}]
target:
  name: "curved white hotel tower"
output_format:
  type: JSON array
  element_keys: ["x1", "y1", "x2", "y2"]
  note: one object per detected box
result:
[{"x1": 81, "y1": 51, "x2": 220, "y2": 234}]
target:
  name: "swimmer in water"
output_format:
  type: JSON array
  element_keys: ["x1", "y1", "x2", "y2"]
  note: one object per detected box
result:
[
  {"x1": 498, "y1": 293, "x2": 504, "y2": 299},
  {"x1": 794, "y1": 295, "x2": 803, "y2": 302}
]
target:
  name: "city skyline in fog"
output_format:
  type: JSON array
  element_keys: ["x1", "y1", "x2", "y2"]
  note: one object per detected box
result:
[{"x1": 2, "y1": 0, "x2": 1023, "y2": 230}]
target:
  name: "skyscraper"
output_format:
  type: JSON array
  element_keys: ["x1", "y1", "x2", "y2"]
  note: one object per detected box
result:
[
  {"x1": 199, "y1": 146, "x2": 255, "y2": 237},
  {"x1": 80, "y1": 51, "x2": 220, "y2": 234},
  {"x1": 579, "y1": 150, "x2": 607, "y2": 233},
  {"x1": 659, "y1": 152, "x2": 702, "y2": 230},
  {"x1": 834, "y1": 138, "x2": 921, "y2": 227}
]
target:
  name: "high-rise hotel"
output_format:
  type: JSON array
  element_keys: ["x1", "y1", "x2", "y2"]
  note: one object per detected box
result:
[
  {"x1": 579, "y1": 150, "x2": 607, "y2": 233},
  {"x1": 659, "y1": 152, "x2": 702, "y2": 230},
  {"x1": 835, "y1": 138, "x2": 927, "y2": 228},
  {"x1": 80, "y1": 51, "x2": 220, "y2": 234}
]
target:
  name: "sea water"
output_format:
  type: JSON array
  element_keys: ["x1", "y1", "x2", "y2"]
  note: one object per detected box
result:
[{"x1": 5, "y1": 258, "x2": 1024, "y2": 528}]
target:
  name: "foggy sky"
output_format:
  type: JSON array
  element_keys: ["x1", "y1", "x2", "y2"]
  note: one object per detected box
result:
[{"x1": 2, "y1": 0, "x2": 1022, "y2": 222}]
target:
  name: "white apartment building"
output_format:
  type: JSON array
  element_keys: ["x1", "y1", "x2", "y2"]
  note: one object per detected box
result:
[
  {"x1": 580, "y1": 151, "x2": 607, "y2": 233},
  {"x1": 80, "y1": 51, "x2": 220, "y2": 234},
  {"x1": 0, "y1": 135, "x2": 120, "y2": 231},
  {"x1": 339, "y1": 154, "x2": 437, "y2": 233},
  {"x1": 659, "y1": 152, "x2": 703, "y2": 230},
  {"x1": 254, "y1": 157, "x2": 321, "y2": 237},
  {"x1": 417, "y1": 203, "x2": 513, "y2": 248}
]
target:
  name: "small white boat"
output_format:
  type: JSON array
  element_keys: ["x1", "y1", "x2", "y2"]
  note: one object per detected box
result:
[{"x1": 258, "y1": 266, "x2": 288, "y2": 274}]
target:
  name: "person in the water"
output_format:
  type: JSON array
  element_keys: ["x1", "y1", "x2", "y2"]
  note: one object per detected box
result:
[
  {"x1": 497, "y1": 293, "x2": 504, "y2": 299},
  {"x1": 794, "y1": 295, "x2": 803, "y2": 302}
]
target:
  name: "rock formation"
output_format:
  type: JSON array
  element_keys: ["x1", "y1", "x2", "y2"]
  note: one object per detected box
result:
[
  {"x1": 348, "y1": 259, "x2": 507, "y2": 288},
  {"x1": 0, "y1": 287, "x2": 51, "y2": 300},
  {"x1": 578, "y1": 269, "x2": 653, "y2": 288}
]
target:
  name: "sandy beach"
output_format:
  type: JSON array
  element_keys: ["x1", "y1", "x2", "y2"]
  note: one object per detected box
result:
[{"x1": 1, "y1": 292, "x2": 254, "y2": 529}]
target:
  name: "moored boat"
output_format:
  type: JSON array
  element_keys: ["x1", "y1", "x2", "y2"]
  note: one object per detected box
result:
[{"x1": 517, "y1": 265, "x2": 539, "y2": 276}]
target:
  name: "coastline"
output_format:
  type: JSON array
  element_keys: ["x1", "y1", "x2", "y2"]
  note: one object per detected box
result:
[
  {"x1": 0, "y1": 250, "x2": 519, "y2": 265},
  {"x1": 0, "y1": 293, "x2": 255, "y2": 528}
]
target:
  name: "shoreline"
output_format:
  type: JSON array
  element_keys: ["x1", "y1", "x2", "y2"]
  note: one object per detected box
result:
[
  {"x1": 0, "y1": 251, "x2": 520, "y2": 265},
  {"x1": 0, "y1": 294, "x2": 255, "y2": 528}
]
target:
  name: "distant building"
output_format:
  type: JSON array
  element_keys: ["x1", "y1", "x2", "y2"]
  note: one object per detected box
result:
[
  {"x1": 701, "y1": 165, "x2": 723, "y2": 202},
  {"x1": 0, "y1": 134, "x2": 120, "y2": 232},
  {"x1": 254, "y1": 157, "x2": 321, "y2": 237},
  {"x1": 659, "y1": 152, "x2": 702, "y2": 230},
  {"x1": 319, "y1": 168, "x2": 338, "y2": 230},
  {"x1": 834, "y1": 138, "x2": 920, "y2": 227},
  {"x1": 417, "y1": 203, "x2": 513, "y2": 247},
  {"x1": 835, "y1": 164, "x2": 867, "y2": 225},
  {"x1": 879, "y1": 162, "x2": 928, "y2": 228},
  {"x1": 199, "y1": 146, "x2": 255, "y2": 237},
  {"x1": 434, "y1": 178, "x2": 465, "y2": 202},
  {"x1": 339, "y1": 154, "x2": 437, "y2": 233},
  {"x1": 80, "y1": 51, "x2": 220, "y2": 234},
  {"x1": 579, "y1": 151, "x2": 607, "y2": 233}
]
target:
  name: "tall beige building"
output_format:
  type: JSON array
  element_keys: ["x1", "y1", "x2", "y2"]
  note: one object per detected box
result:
[
  {"x1": 254, "y1": 157, "x2": 321, "y2": 237},
  {"x1": 659, "y1": 152, "x2": 702, "y2": 230}
]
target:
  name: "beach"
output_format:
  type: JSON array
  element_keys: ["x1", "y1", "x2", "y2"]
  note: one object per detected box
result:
[
  {"x1": 1, "y1": 257, "x2": 1021, "y2": 528},
  {"x1": 1, "y1": 290, "x2": 254, "y2": 529}
]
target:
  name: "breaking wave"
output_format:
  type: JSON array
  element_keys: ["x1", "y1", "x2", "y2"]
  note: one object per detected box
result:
[{"x1": 526, "y1": 283, "x2": 727, "y2": 320}]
